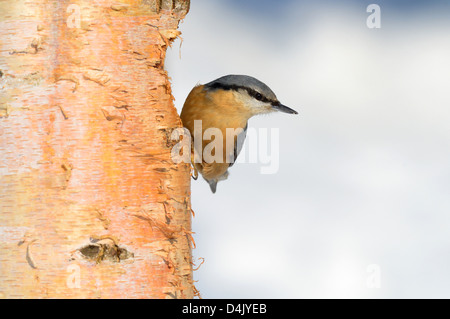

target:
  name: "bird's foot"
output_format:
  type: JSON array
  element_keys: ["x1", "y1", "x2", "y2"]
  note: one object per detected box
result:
[{"x1": 190, "y1": 165, "x2": 198, "y2": 180}]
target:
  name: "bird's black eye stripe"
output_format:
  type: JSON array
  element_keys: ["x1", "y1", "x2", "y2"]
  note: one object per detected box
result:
[
  {"x1": 246, "y1": 89, "x2": 270, "y2": 103},
  {"x1": 206, "y1": 82, "x2": 275, "y2": 104},
  {"x1": 253, "y1": 92, "x2": 263, "y2": 101},
  {"x1": 209, "y1": 82, "x2": 230, "y2": 90}
]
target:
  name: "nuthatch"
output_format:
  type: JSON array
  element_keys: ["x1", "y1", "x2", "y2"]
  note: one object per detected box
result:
[{"x1": 180, "y1": 74, "x2": 298, "y2": 193}]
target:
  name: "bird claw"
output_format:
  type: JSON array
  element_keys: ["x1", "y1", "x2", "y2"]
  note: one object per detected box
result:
[{"x1": 191, "y1": 165, "x2": 198, "y2": 180}]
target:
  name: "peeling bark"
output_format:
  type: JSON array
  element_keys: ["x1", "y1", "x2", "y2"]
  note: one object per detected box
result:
[{"x1": 0, "y1": 0, "x2": 193, "y2": 298}]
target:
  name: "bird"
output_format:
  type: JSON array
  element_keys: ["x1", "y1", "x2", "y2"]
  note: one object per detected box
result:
[{"x1": 180, "y1": 74, "x2": 298, "y2": 193}]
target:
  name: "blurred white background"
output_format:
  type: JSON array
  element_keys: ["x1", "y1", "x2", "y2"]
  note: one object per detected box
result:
[{"x1": 166, "y1": 0, "x2": 450, "y2": 298}]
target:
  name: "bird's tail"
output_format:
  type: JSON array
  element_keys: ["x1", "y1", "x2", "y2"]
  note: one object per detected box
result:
[
  {"x1": 208, "y1": 180, "x2": 218, "y2": 193},
  {"x1": 205, "y1": 171, "x2": 229, "y2": 194}
]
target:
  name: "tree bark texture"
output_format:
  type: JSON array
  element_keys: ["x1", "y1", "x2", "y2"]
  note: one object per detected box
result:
[{"x1": 0, "y1": 0, "x2": 193, "y2": 298}]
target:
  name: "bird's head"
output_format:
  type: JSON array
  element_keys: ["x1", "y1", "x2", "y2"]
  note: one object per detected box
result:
[{"x1": 204, "y1": 74, "x2": 298, "y2": 116}]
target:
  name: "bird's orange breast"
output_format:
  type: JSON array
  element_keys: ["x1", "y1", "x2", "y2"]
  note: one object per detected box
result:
[{"x1": 180, "y1": 85, "x2": 250, "y2": 180}]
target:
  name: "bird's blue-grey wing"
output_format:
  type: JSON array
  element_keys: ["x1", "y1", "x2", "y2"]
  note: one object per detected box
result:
[{"x1": 229, "y1": 123, "x2": 247, "y2": 167}]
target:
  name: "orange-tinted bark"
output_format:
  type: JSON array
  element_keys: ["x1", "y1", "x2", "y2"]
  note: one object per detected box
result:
[{"x1": 0, "y1": 0, "x2": 192, "y2": 298}]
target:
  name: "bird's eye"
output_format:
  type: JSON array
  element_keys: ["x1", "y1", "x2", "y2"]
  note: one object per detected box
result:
[{"x1": 254, "y1": 92, "x2": 263, "y2": 101}]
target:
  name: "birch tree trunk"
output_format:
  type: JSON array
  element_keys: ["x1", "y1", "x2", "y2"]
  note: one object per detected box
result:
[{"x1": 0, "y1": 0, "x2": 193, "y2": 299}]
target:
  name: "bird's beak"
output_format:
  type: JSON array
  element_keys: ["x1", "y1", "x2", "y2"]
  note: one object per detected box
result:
[{"x1": 271, "y1": 102, "x2": 298, "y2": 114}]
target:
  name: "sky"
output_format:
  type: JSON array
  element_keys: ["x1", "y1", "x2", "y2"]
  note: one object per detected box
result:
[{"x1": 166, "y1": 0, "x2": 450, "y2": 298}]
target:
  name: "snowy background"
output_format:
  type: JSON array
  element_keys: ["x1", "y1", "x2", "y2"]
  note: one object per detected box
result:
[{"x1": 166, "y1": 0, "x2": 450, "y2": 298}]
